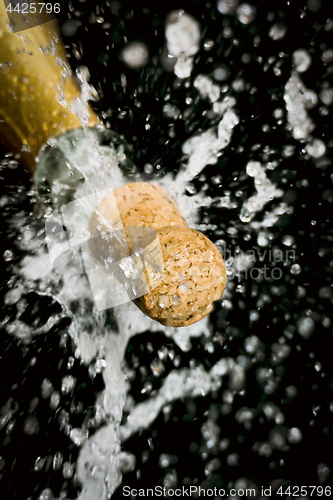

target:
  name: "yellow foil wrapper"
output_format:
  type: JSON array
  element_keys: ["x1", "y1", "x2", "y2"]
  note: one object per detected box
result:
[{"x1": 0, "y1": 3, "x2": 97, "y2": 171}]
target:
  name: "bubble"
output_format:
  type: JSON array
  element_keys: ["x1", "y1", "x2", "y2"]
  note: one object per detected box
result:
[
  {"x1": 282, "y1": 145, "x2": 296, "y2": 158},
  {"x1": 33, "y1": 457, "x2": 45, "y2": 473},
  {"x1": 318, "y1": 287, "x2": 332, "y2": 299},
  {"x1": 244, "y1": 335, "x2": 261, "y2": 354},
  {"x1": 159, "y1": 453, "x2": 177, "y2": 468},
  {"x1": 144, "y1": 163, "x2": 154, "y2": 174},
  {"x1": 239, "y1": 208, "x2": 252, "y2": 223},
  {"x1": 307, "y1": 0, "x2": 322, "y2": 11},
  {"x1": 3, "y1": 249, "x2": 14, "y2": 262},
  {"x1": 61, "y1": 19, "x2": 81, "y2": 37},
  {"x1": 232, "y1": 78, "x2": 245, "y2": 92},
  {"x1": 49, "y1": 391, "x2": 60, "y2": 410},
  {"x1": 246, "y1": 161, "x2": 261, "y2": 177},
  {"x1": 319, "y1": 88, "x2": 333, "y2": 106},
  {"x1": 286, "y1": 385, "x2": 298, "y2": 398},
  {"x1": 223, "y1": 27, "x2": 234, "y2": 38},
  {"x1": 63, "y1": 461, "x2": 75, "y2": 479},
  {"x1": 24, "y1": 416, "x2": 39, "y2": 435},
  {"x1": 163, "y1": 103, "x2": 181, "y2": 119},
  {"x1": 317, "y1": 463, "x2": 331, "y2": 484},
  {"x1": 120, "y1": 42, "x2": 149, "y2": 69},
  {"x1": 236, "y1": 3, "x2": 256, "y2": 24},
  {"x1": 150, "y1": 359, "x2": 165, "y2": 377},
  {"x1": 0, "y1": 195, "x2": 9, "y2": 207},
  {"x1": 171, "y1": 294, "x2": 180, "y2": 305},
  {"x1": 269, "y1": 24, "x2": 287, "y2": 41},
  {"x1": 38, "y1": 489, "x2": 53, "y2": 500},
  {"x1": 297, "y1": 316, "x2": 315, "y2": 338},
  {"x1": 287, "y1": 427, "x2": 302, "y2": 444},
  {"x1": 185, "y1": 182, "x2": 197, "y2": 194},
  {"x1": 270, "y1": 428, "x2": 286, "y2": 449},
  {"x1": 165, "y1": 11, "x2": 200, "y2": 58},
  {"x1": 290, "y1": 263, "x2": 301, "y2": 275},
  {"x1": 257, "y1": 232, "x2": 270, "y2": 247},
  {"x1": 61, "y1": 375, "x2": 76, "y2": 394},
  {"x1": 217, "y1": 0, "x2": 239, "y2": 15},
  {"x1": 70, "y1": 428, "x2": 88, "y2": 446},
  {"x1": 282, "y1": 235, "x2": 295, "y2": 247},
  {"x1": 306, "y1": 138, "x2": 326, "y2": 158},
  {"x1": 158, "y1": 296, "x2": 169, "y2": 309},
  {"x1": 249, "y1": 310, "x2": 259, "y2": 322},
  {"x1": 226, "y1": 452, "x2": 239, "y2": 466},
  {"x1": 203, "y1": 39, "x2": 215, "y2": 50},
  {"x1": 273, "y1": 108, "x2": 283, "y2": 119},
  {"x1": 322, "y1": 49, "x2": 333, "y2": 64},
  {"x1": 53, "y1": 452, "x2": 63, "y2": 471},
  {"x1": 292, "y1": 49, "x2": 312, "y2": 73},
  {"x1": 258, "y1": 442, "x2": 272, "y2": 457},
  {"x1": 213, "y1": 65, "x2": 230, "y2": 81}
]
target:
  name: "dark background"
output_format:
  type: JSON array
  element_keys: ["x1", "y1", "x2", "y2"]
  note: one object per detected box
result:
[{"x1": 1, "y1": 0, "x2": 333, "y2": 498}]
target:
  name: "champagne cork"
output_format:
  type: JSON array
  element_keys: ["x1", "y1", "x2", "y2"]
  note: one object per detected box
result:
[
  {"x1": 89, "y1": 183, "x2": 226, "y2": 327},
  {"x1": 0, "y1": 3, "x2": 97, "y2": 170}
]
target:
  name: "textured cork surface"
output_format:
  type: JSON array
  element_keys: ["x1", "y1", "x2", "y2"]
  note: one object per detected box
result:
[
  {"x1": 134, "y1": 225, "x2": 226, "y2": 327},
  {"x1": 89, "y1": 182, "x2": 226, "y2": 326},
  {"x1": 112, "y1": 182, "x2": 187, "y2": 229}
]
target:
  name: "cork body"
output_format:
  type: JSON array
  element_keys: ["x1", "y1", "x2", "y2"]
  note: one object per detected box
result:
[{"x1": 89, "y1": 182, "x2": 226, "y2": 327}]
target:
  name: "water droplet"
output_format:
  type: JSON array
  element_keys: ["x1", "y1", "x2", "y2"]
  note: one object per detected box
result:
[
  {"x1": 282, "y1": 235, "x2": 295, "y2": 247},
  {"x1": 34, "y1": 456, "x2": 45, "y2": 472},
  {"x1": 186, "y1": 182, "x2": 197, "y2": 195},
  {"x1": 297, "y1": 316, "x2": 315, "y2": 338},
  {"x1": 70, "y1": 427, "x2": 88, "y2": 446},
  {"x1": 50, "y1": 391, "x2": 60, "y2": 410},
  {"x1": 24, "y1": 416, "x2": 39, "y2": 435},
  {"x1": 293, "y1": 49, "x2": 311, "y2": 73},
  {"x1": 62, "y1": 461, "x2": 75, "y2": 479},
  {"x1": 38, "y1": 488, "x2": 53, "y2": 500},
  {"x1": 171, "y1": 294, "x2": 180, "y2": 305},
  {"x1": 144, "y1": 163, "x2": 153, "y2": 174},
  {"x1": 203, "y1": 39, "x2": 215, "y2": 50},
  {"x1": 3, "y1": 250, "x2": 14, "y2": 262},
  {"x1": 61, "y1": 375, "x2": 76, "y2": 394},
  {"x1": 290, "y1": 263, "x2": 301, "y2": 275},
  {"x1": 236, "y1": 3, "x2": 256, "y2": 25},
  {"x1": 158, "y1": 295, "x2": 169, "y2": 309},
  {"x1": 322, "y1": 48, "x2": 333, "y2": 64},
  {"x1": 239, "y1": 207, "x2": 252, "y2": 223},
  {"x1": 269, "y1": 24, "x2": 287, "y2": 41},
  {"x1": 151, "y1": 359, "x2": 165, "y2": 377},
  {"x1": 287, "y1": 427, "x2": 302, "y2": 443},
  {"x1": 53, "y1": 452, "x2": 63, "y2": 471},
  {"x1": 306, "y1": 138, "x2": 326, "y2": 158},
  {"x1": 217, "y1": 0, "x2": 239, "y2": 15}
]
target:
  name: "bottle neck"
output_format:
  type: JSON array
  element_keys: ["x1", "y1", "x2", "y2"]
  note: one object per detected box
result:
[
  {"x1": 0, "y1": 3, "x2": 98, "y2": 171},
  {"x1": 34, "y1": 127, "x2": 136, "y2": 211}
]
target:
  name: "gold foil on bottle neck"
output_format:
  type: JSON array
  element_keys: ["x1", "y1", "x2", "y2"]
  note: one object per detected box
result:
[{"x1": 0, "y1": 4, "x2": 98, "y2": 171}]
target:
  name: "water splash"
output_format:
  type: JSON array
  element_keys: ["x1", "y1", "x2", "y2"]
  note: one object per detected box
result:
[{"x1": 164, "y1": 11, "x2": 201, "y2": 79}]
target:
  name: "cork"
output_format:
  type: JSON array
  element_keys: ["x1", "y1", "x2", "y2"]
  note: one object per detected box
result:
[{"x1": 88, "y1": 182, "x2": 226, "y2": 326}]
